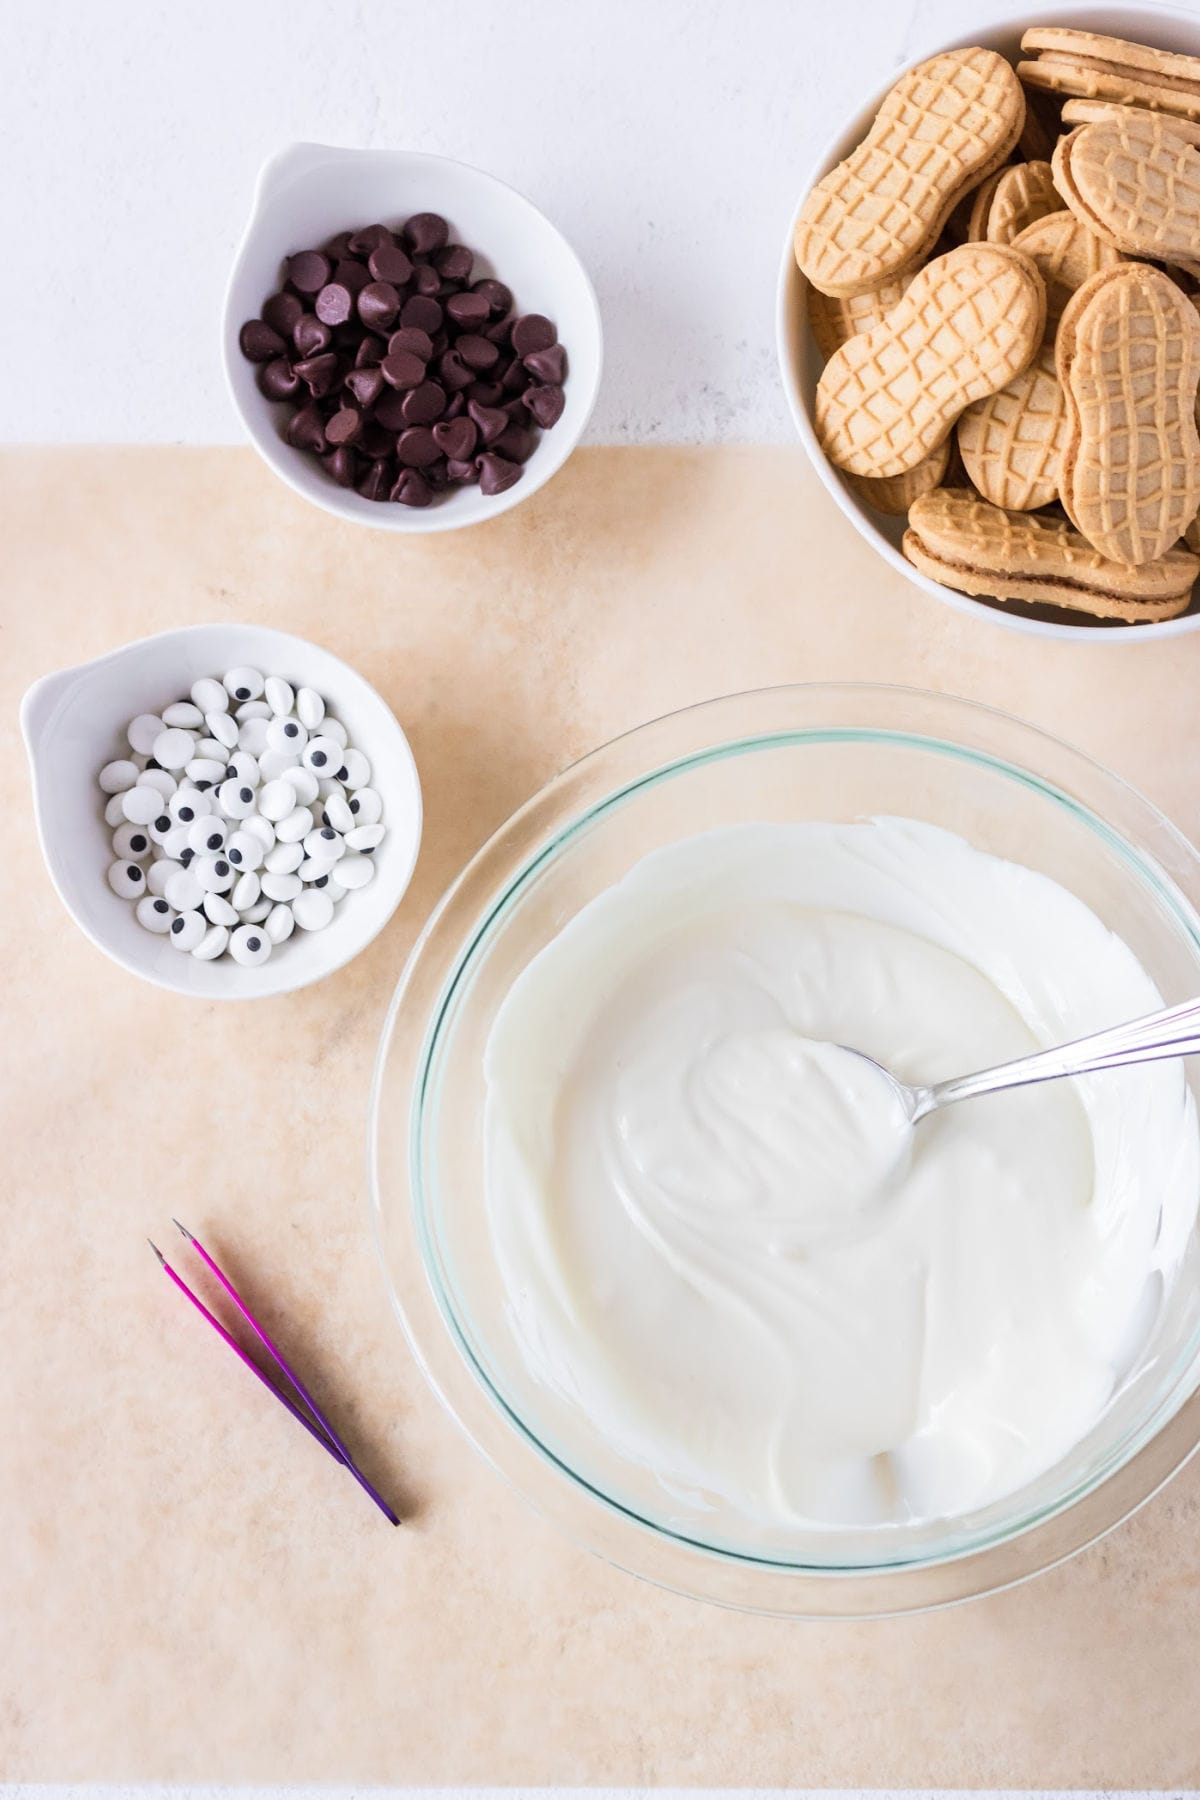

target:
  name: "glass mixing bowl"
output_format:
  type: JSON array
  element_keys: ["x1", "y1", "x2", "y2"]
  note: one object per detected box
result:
[{"x1": 370, "y1": 684, "x2": 1200, "y2": 1615}]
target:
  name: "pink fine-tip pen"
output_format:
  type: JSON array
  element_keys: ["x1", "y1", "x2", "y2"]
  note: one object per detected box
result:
[{"x1": 149, "y1": 1227, "x2": 399, "y2": 1527}]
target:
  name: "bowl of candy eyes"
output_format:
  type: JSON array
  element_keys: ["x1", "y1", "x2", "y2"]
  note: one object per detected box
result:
[
  {"x1": 21, "y1": 624, "x2": 423, "y2": 1000},
  {"x1": 223, "y1": 143, "x2": 603, "y2": 533}
]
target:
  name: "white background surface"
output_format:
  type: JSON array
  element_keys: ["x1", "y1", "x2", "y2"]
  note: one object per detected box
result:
[
  {"x1": 0, "y1": 0, "x2": 1148, "y2": 448},
  {"x1": 6, "y1": 4, "x2": 1200, "y2": 1797}
]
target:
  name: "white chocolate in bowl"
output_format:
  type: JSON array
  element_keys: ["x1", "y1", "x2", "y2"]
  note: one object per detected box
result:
[{"x1": 483, "y1": 820, "x2": 1200, "y2": 1532}]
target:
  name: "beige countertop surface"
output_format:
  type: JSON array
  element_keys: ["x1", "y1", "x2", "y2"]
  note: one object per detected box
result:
[{"x1": 4, "y1": 445, "x2": 1200, "y2": 1787}]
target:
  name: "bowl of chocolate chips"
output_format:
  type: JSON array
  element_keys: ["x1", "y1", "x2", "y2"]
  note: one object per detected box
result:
[{"x1": 224, "y1": 143, "x2": 603, "y2": 531}]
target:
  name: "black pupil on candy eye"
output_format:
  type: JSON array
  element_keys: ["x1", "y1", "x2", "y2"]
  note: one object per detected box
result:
[
  {"x1": 236, "y1": 687, "x2": 250, "y2": 700},
  {"x1": 312, "y1": 752, "x2": 326, "y2": 766},
  {"x1": 247, "y1": 937, "x2": 261, "y2": 952},
  {"x1": 132, "y1": 836, "x2": 147, "y2": 851},
  {"x1": 349, "y1": 798, "x2": 359, "y2": 813},
  {"x1": 285, "y1": 723, "x2": 298, "y2": 737},
  {"x1": 229, "y1": 848, "x2": 242, "y2": 863},
  {"x1": 215, "y1": 861, "x2": 229, "y2": 876},
  {"x1": 181, "y1": 849, "x2": 194, "y2": 866},
  {"x1": 336, "y1": 766, "x2": 349, "y2": 781},
  {"x1": 154, "y1": 900, "x2": 168, "y2": 913},
  {"x1": 128, "y1": 866, "x2": 141, "y2": 880},
  {"x1": 180, "y1": 808, "x2": 194, "y2": 821},
  {"x1": 315, "y1": 876, "x2": 328, "y2": 887},
  {"x1": 172, "y1": 919, "x2": 184, "y2": 933},
  {"x1": 240, "y1": 788, "x2": 252, "y2": 802},
  {"x1": 156, "y1": 816, "x2": 170, "y2": 831},
  {"x1": 321, "y1": 829, "x2": 334, "y2": 839},
  {"x1": 207, "y1": 834, "x2": 221, "y2": 849}
]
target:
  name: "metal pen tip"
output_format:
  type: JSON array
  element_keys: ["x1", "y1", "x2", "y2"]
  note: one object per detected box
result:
[
  {"x1": 172, "y1": 1218, "x2": 194, "y2": 1241},
  {"x1": 147, "y1": 1238, "x2": 165, "y2": 1264}
]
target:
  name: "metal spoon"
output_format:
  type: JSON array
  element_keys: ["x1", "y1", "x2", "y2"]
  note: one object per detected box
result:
[{"x1": 847, "y1": 994, "x2": 1200, "y2": 1127}]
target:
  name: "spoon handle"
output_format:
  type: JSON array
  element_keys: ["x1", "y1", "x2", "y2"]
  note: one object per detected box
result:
[{"x1": 929, "y1": 994, "x2": 1200, "y2": 1113}]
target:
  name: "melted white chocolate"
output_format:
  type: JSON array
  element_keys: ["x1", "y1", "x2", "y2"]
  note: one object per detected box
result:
[{"x1": 484, "y1": 821, "x2": 1199, "y2": 1529}]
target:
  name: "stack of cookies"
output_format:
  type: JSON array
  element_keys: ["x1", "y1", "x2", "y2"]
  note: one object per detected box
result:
[{"x1": 794, "y1": 31, "x2": 1200, "y2": 624}]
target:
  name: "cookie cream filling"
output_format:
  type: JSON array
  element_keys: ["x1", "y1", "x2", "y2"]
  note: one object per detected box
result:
[{"x1": 483, "y1": 820, "x2": 1200, "y2": 1531}]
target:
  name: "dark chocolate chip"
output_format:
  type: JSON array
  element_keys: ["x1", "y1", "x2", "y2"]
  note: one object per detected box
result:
[
  {"x1": 397, "y1": 425, "x2": 439, "y2": 467},
  {"x1": 476, "y1": 451, "x2": 523, "y2": 495},
  {"x1": 292, "y1": 314, "x2": 333, "y2": 357},
  {"x1": 391, "y1": 468, "x2": 433, "y2": 506},
  {"x1": 438, "y1": 348, "x2": 473, "y2": 391},
  {"x1": 499, "y1": 354, "x2": 529, "y2": 394},
  {"x1": 523, "y1": 383, "x2": 565, "y2": 428},
  {"x1": 445, "y1": 456, "x2": 478, "y2": 482},
  {"x1": 348, "y1": 224, "x2": 394, "y2": 255},
  {"x1": 357, "y1": 459, "x2": 393, "y2": 501},
  {"x1": 373, "y1": 388, "x2": 411, "y2": 431},
  {"x1": 456, "y1": 333, "x2": 500, "y2": 372},
  {"x1": 401, "y1": 379, "x2": 447, "y2": 424},
  {"x1": 465, "y1": 380, "x2": 504, "y2": 407},
  {"x1": 324, "y1": 446, "x2": 358, "y2": 486},
  {"x1": 445, "y1": 290, "x2": 490, "y2": 329},
  {"x1": 381, "y1": 349, "x2": 426, "y2": 391},
  {"x1": 287, "y1": 250, "x2": 332, "y2": 294},
  {"x1": 358, "y1": 281, "x2": 401, "y2": 329},
  {"x1": 433, "y1": 243, "x2": 473, "y2": 282},
  {"x1": 286, "y1": 403, "x2": 328, "y2": 452},
  {"x1": 334, "y1": 257, "x2": 372, "y2": 294},
  {"x1": 388, "y1": 325, "x2": 434, "y2": 362},
  {"x1": 293, "y1": 352, "x2": 340, "y2": 397},
  {"x1": 323, "y1": 230, "x2": 356, "y2": 259},
  {"x1": 495, "y1": 423, "x2": 537, "y2": 463},
  {"x1": 511, "y1": 313, "x2": 556, "y2": 356},
  {"x1": 433, "y1": 417, "x2": 478, "y2": 461},
  {"x1": 444, "y1": 391, "x2": 467, "y2": 419},
  {"x1": 472, "y1": 278, "x2": 513, "y2": 317},
  {"x1": 411, "y1": 262, "x2": 442, "y2": 296},
  {"x1": 369, "y1": 243, "x2": 414, "y2": 285},
  {"x1": 359, "y1": 419, "x2": 397, "y2": 456},
  {"x1": 523, "y1": 343, "x2": 567, "y2": 384},
  {"x1": 258, "y1": 358, "x2": 300, "y2": 400},
  {"x1": 239, "y1": 319, "x2": 286, "y2": 362},
  {"x1": 400, "y1": 295, "x2": 443, "y2": 334},
  {"x1": 467, "y1": 399, "x2": 508, "y2": 444},
  {"x1": 402, "y1": 212, "x2": 449, "y2": 254},
  {"x1": 325, "y1": 406, "x2": 363, "y2": 446},
  {"x1": 483, "y1": 316, "x2": 515, "y2": 347},
  {"x1": 354, "y1": 334, "x2": 386, "y2": 368},
  {"x1": 343, "y1": 365, "x2": 384, "y2": 408},
  {"x1": 262, "y1": 291, "x2": 304, "y2": 337},
  {"x1": 315, "y1": 283, "x2": 354, "y2": 326}
]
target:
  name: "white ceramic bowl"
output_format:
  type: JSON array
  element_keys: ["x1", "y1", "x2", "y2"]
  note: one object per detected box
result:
[
  {"x1": 21, "y1": 624, "x2": 422, "y2": 1000},
  {"x1": 223, "y1": 143, "x2": 602, "y2": 533},
  {"x1": 777, "y1": 2, "x2": 1200, "y2": 642}
]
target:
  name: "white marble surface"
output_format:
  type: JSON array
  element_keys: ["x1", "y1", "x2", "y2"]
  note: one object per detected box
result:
[{"x1": 3, "y1": 0, "x2": 1114, "y2": 448}]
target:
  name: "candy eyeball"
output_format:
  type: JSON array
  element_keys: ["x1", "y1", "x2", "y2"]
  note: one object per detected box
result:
[
  {"x1": 188, "y1": 816, "x2": 228, "y2": 856},
  {"x1": 223, "y1": 666, "x2": 265, "y2": 703},
  {"x1": 100, "y1": 670, "x2": 386, "y2": 963},
  {"x1": 112, "y1": 822, "x2": 152, "y2": 860},
  {"x1": 229, "y1": 925, "x2": 273, "y2": 966},
  {"x1": 301, "y1": 735, "x2": 340, "y2": 774},
  {"x1": 136, "y1": 894, "x2": 174, "y2": 934},
  {"x1": 108, "y1": 860, "x2": 147, "y2": 899},
  {"x1": 169, "y1": 910, "x2": 207, "y2": 952}
]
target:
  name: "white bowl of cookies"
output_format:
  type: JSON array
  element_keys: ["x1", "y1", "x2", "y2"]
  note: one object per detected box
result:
[{"x1": 778, "y1": 6, "x2": 1200, "y2": 639}]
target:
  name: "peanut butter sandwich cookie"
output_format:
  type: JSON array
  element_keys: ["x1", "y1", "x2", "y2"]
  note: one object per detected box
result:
[
  {"x1": 903, "y1": 487, "x2": 1199, "y2": 621},
  {"x1": 815, "y1": 242, "x2": 1045, "y2": 479},
  {"x1": 1053, "y1": 111, "x2": 1200, "y2": 276},
  {"x1": 795, "y1": 47, "x2": 1024, "y2": 297},
  {"x1": 1020, "y1": 27, "x2": 1200, "y2": 123},
  {"x1": 1061, "y1": 97, "x2": 1200, "y2": 142},
  {"x1": 806, "y1": 274, "x2": 915, "y2": 360},
  {"x1": 957, "y1": 341, "x2": 1068, "y2": 511},
  {"x1": 983, "y1": 159, "x2": 1061, "y2": 242},
  {"x1": 1011, "y1": 209, "x2": 1126, "y2": 325},
  {"x1": 1057, "y1": 262, "x2": 1200, "y2": 566}
]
